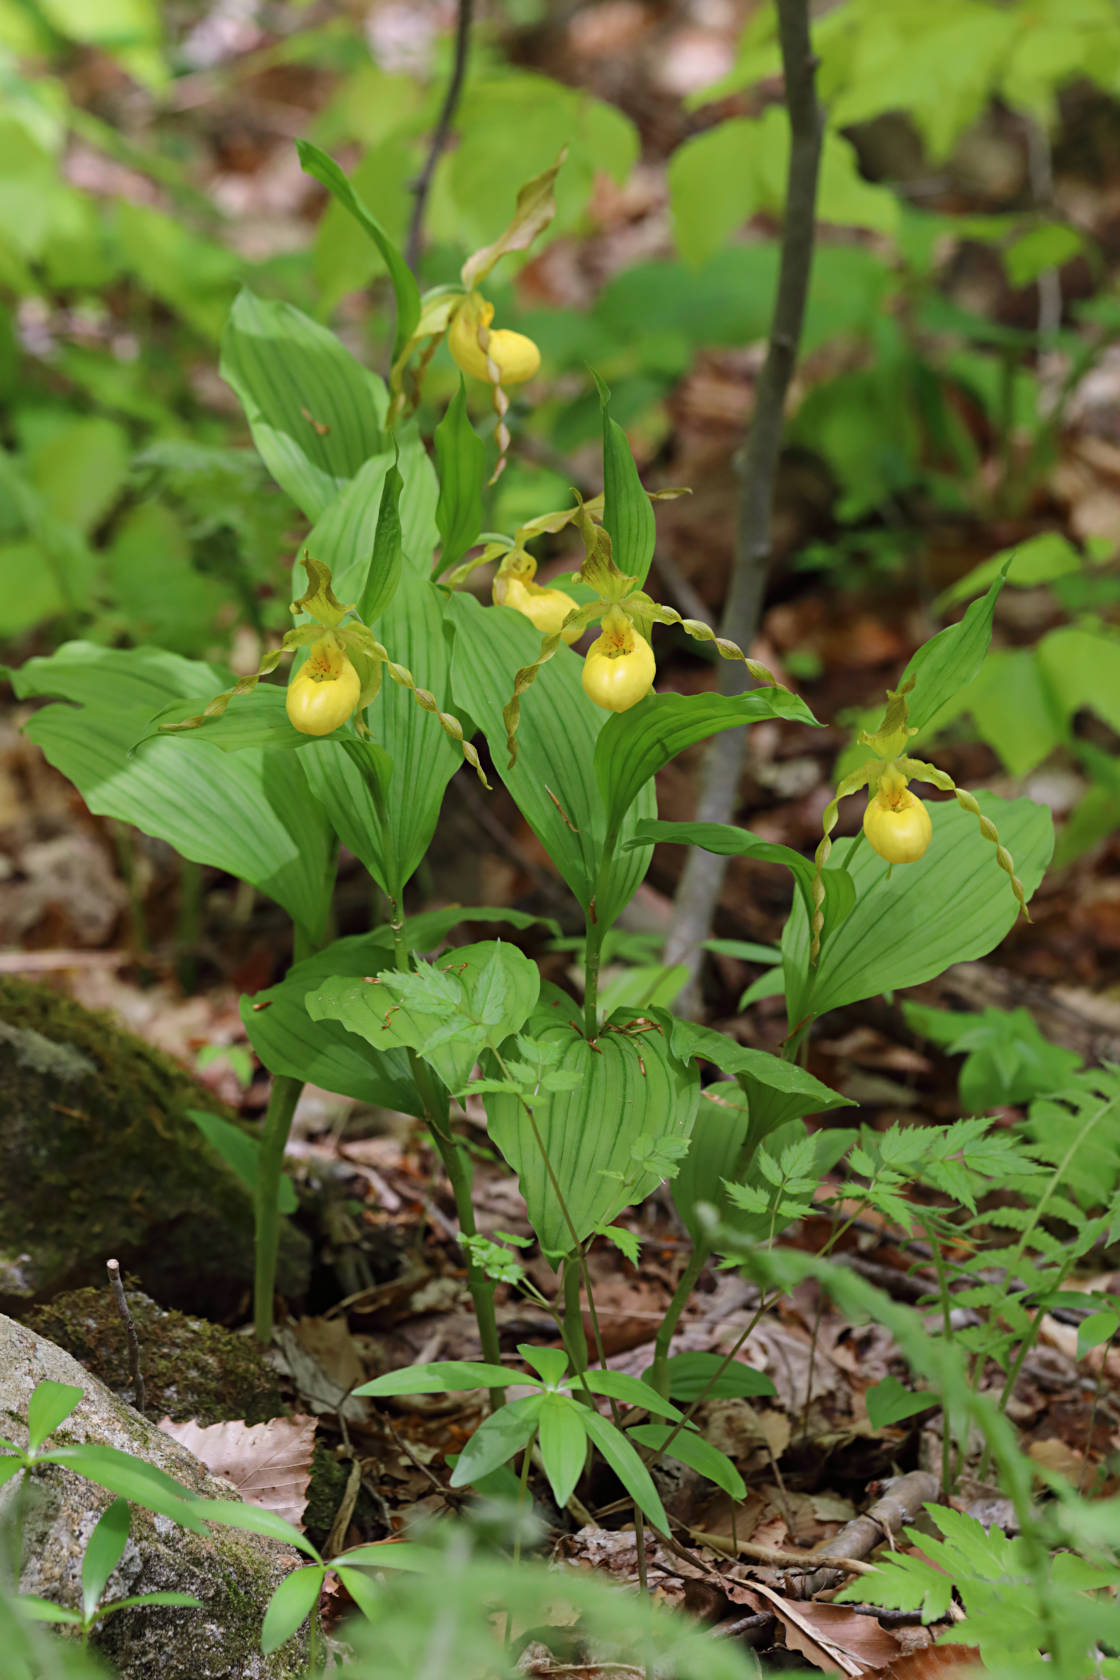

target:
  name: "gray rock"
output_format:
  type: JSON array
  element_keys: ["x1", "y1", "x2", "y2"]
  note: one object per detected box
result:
[
  {"x1": 0, "y1": 1315, "x2": 310, "y2": 1679},
  {"x1": 0, "y1": 977, "x2": 309, "y2": 1317}
]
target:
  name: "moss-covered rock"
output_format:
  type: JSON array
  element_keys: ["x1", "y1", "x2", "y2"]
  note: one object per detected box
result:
[
  {"x1": 0, "y1": 977, "x2": 309, "y2": 1318},
  {"x1": 23, "y1": 1287, "x2": 287, "y2": 1424},
  {"x1": 1, "y1": 1313, "x2": 309, "y2": 1679}
]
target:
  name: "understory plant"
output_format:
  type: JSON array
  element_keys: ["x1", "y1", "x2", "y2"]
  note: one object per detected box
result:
[{"x1": 6, "y1": 142, "x2": 1072, "y2": 1663}]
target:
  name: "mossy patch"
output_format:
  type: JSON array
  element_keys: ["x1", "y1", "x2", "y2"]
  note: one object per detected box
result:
[
  {"x1": 0, "y1": 976, "x2": 309, "y2": 1318},
  {"x1": 24, "y1": 1286, "x2": 287, "y2": 1424}
]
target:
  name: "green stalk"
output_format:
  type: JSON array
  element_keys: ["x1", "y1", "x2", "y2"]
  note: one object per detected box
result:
[
  {"x1": 582, "y1": 828, "x2": 619, "y2": 1038},
  {"x1": 649, "y1": 1245, "x2": 707, "y2": 1397},
  {"x1": 253, "y1": 1072, "x2": 301, "y2": 1343},
  {"x1": 561, "y1": 1254, "x2": 589, "y2": 1377}
]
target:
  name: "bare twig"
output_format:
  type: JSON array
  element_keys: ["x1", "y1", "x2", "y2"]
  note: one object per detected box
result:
[
  {"x1": 106, "y1": 1259, "x2": 145, "y2": 1415},
  {"x1": 406, "y1": 0, "x2": 474, "y2": 272},
  {"x1": 664, "y1": 0, "x2": 823, "y2": 1013}
]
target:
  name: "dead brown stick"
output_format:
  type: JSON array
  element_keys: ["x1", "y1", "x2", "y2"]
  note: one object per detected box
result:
[
  {"x1": 106, "y1": 1259, "x2": 145, "y2": 1415},
  {"x1": 664, "y1": 0, "x2": 824, "y2": 1014}
]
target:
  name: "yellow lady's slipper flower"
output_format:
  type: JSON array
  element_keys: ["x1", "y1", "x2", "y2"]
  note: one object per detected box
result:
[
  {"x1": 492, "y1": 563, "x2": 580, "y2": 643},
  {"x1": 285, "y1": 638, "x2": 361, "y2": 737},
  {"x1": 448, "y1": 296, "x2": 540, "y2": 387},
  {"x1": 862, "y1": 781, "x2": 932, "y2": 864},
  {"x1": 809, "y1": 680, "x2": 1028, "y2": 963},
  {"x1": 580, "y1": 608, "x2": 656, "y2": 712}
]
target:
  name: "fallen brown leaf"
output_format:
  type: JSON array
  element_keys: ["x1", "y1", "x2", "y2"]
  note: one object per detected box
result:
[{"x1": 160, "y1": 1413, "x2": 315, "y2": 1527}]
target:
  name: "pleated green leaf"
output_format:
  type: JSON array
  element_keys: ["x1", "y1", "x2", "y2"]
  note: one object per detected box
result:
[
  {"x1": 445, "y1": 591, "x2": 653, "y2": 924},
  {"x1": 434, "y1": 380, "x2": 485, "y2": 578},
  {"x1": 599, "y1": 385, "x2": 656, "y2": 587},
  {"x1": 596, "y1": 688, "x2": 819, "y2": 838},
  {"x1": 901, "y1": 569, "x2": 1006, "y2": 733},
  {"x1": 484, "y1": 992, "x2": 699, "y2": 1257},
  {"x1": 220, "y1": 288, "x2": 387, "y2": 520},
  {"x1": 784, "y1": 792, "x2": 1054, "y2": 1025},
  {"x1": 13, "y1": 643, "x2": 333, "y2": 943},
  {"x1": 305, "y1": 435, "x2": 439, "y2": 596}
]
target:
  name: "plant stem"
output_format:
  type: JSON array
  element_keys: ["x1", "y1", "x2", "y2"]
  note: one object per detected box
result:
[
  {"x1": 664, "y1": 0, "x2": 823, "y2": 1014},
  {"x1": 583, "y1": 830, "x2": 619, "y2": 1038},
  {"x1": 649, "y1": 1245, "x2": 707, "y2": 1397},
  {"x1": 428, "y1": 1125, "x2": 505, "y2": 1403},
  {"x1": 561, "y1": 1254, "x2": 590, "y2": 1376},
  {"x1": 253, "y1": 1072, "x2": 301, "y2": 1343},
  {"x1": 406, "y1": 0, "x2": 473, "y2": 272}
]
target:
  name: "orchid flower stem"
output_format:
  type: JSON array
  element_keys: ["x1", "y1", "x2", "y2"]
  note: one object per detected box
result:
[
  {"x1": 254, "y1": 1072, "x2": 302, "y2": 1344},
  {"x1": 649, "y1": 1245, "x2": 707, "y2": 1398},
  {"x1": 562, "y1": 1255, "x2": 590, "y2": 1379},
  {"x1": 583, "y1": 829, "x2": 619, "y2": 1038}
]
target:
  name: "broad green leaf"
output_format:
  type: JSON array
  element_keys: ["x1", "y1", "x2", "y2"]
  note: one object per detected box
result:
[
  {"x1": 537, "y1": 1393, "x2": 588, "y2": 1509},
  {"x1": 485, "y1": 993, "x2": 699, "y2": 1257},
  {"x1": 46, "y1": 1446, "x2": 205, "y2": 1532},
  {"x1": 220, "y1": 288, "x2": 386, "y2": 521},
  {"x1": 12, "y1": 643, "x2": 333, "y2": 943},
  {"x1": 668, "y1": 1019, "x2": 852, "y2": 1126},
  {"x1": 434, "y1": 381, "x2": 485, "y2": 577},
  {"x1": 242, "y1": 909, "x2": 556, "y2": 1110},
  {"x1": 649, "y1": 1351, "x2": 776, "y2": 1403},
  {"x1": 304, "y1": 437, "x2": 439, "y2": 593},
  {"x1": 628, "y1": 1423, "x2": 746, "y2": 1501},
  {"x1": 595, "y1": 688, "x2": 819, "y2": 838},
  {"x1": 900, "y1": 571, "x2": 1005, "y2": 733},
  {"x1": 82, "y1": 1498, "x2": 130, "y2": 1621},
  {"x1": 194, "y1": 1499, "x2": 320, "y2": 1558},
  {"x1": 27, "y1": 416, "x2": 129, "y2": 537},
  {"x1": 0, "y1": 1458, "x2": 25, "y2": 1487},
  {"x1": 579, "y1": 1370, "x2": 682, "y2": 1422},
  {"x1": 260, "y1": 1563, "x2": 324, "y2": 1656},
  {"x1": 600, "y1": 388, "x2": 655, "y2": 587},
  {"x1": 448, "y1": 1395, "x2": 543, "y2": 1488},
  {"x1": 1003, "y1": 222, "x2": 1083, "y2": 289},
  {"x1": 865, "y1": 1378, "x2": 938, "y2": 1430},
  {"x1": 356, "y1": 1361, "x2": 524, "y2": 1399},
  {"x1": 185, "y1": 1110, "x2": 297, "y2": 1216},
  {"x1": 26, "y1": 1380, "x2": 83, "y2": 1451},
  {"x1": 307, "y1": 940, "x2": 540, "y2": 1096},
  {"x1": 631, "y1": 818, "x2": 855, "y2": 937},
  {"x1": 142, "y1": 687, "x2": 307, "y2": 754},
  {"x1": 962, "y1": 648, "x2": 1064, "y2": 777},
  {"x1": 783, "y1": 793, "x2": 1054, "y2": 1025},
  {"x1": 1037, "y1": 626, "x2": 1120, "y2": 735},
  {"x1": 297, "y1": 140, "x2": 420, "y2": 359},
  {"x1": 240, "y1": 928, "x2": 417, "y2": 1113},
  {"x1": 579, "y1": 1408, "x2": 668, "y2": 1532},
  {"x1": 302, "y1": 459, "x2": 403, "y2": 630},
  {"x1": 446, "y1": 591, "x2": 653, "y2": 924}
]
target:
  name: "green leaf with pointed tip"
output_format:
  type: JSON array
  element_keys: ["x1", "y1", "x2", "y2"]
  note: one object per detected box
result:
[
  {"x1": 631, "y1": 818, "x2": 855, "y2": 942},
  {"x1": 194, "y1": 1498, "x2": 321, "y2": 1558},
  {"x1": 537, "y1": 1393, "x2": 588, "y2": 1509},
  {"x1": 260, "y1": 1563, "x2": 324, "y2": 1656},
  {"x1": 12, "y1": 643, "x2": 333, "y2": 944},
  {"x1": 649, "y1": 1351, "x2": 775, "y2": 1403},
  {"x1": 304, "y1": 438, "x2": 439, "y2": 592},
  {"x1": 628, "y1": 1423, "x2": 746, "y2": 1500},
  {"x1": 599, "y1": 386, "x2": 656, "y2": 587},
  {"x1": 16, "y1": 1598, "x2": 83, "y2": 1625},
  {"x1": 579, "y1": 1370, "x2": 682, "y2": 1422},
  {"x1": 901, "y1": 570, "x2": 1006, "y2": 733},
  {"x1": 297, "y1": 140, "x2": 420, "y2": 359},
  {"x1": 307, "y1": 940, "x2": 539, "y2": 1095},
  {"x1": 82, "y1": 1499, "x2": 130, "y2": 1621},
  {"x1": 484, "y1": 993, "x2": 699, "y2": 1258},
  {"x1": 300, "y1": 458, "x2": 403, "y2": 632},
  {"x1": 0, "y1": 1457, "x2": 25, "y2": 1487},
  {"x1": 99, "y1": 1591, "x2": 203, "y2": 1616},
  {"x1": 355, "y1": 1360, "x2": 524, "y2": 1398},
  {"x1": 446, "y1": 590, "x2": 654, "y2": 924},
  {"x1": 220, "y1": 288, "x2": 387, "y2": 521},
  {"x1": 45, "y1": 1446, "x2": 205, "y2": 1533},
  {"x1": 449, "y1": 1394, "x2": 543, "y2": 1488},
  {"x1": 185, "y1": 1110, "x2": 297, "y2": 1216},
  {"x1": 866, "y1": 1377, "x2": 939, "y2": 1430},
  {"x1": 596, "y1": 689, "x2": 819, "y2": 838},
  {"x1": 519, "y1": 1345, "x2": 569, "y2": 1387},
  {"x1": 27, "y1": 1380, "x2": 83, "y2": 1451},
  {"x1": 434, "y1": 381, "x2": 485, "y2": 578},
  {"x1": 783, "y1": 793, "x2": 1054, "y2": 1026},
  {"x1": 580, "y1": 1408, "x2": 668, "y2": 1532}
]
